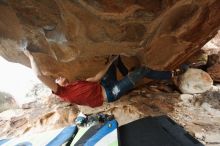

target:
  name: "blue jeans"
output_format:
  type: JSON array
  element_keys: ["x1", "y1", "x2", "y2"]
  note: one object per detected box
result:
[{"x1": 101, "y1": 63, "x2": 172, "y2": 102}]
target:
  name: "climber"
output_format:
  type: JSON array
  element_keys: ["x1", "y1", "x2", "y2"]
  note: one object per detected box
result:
[{"x1": 24, "y1": 49, "x2": 181, "y2": 108}]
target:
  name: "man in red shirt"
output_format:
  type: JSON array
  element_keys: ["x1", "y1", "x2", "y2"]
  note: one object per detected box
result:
[{"x1": 24, "y1": 50, "x2": 176, "y2": 108}]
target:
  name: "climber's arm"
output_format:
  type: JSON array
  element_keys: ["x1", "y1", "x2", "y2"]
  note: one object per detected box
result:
[
  {"x1": 86, "y1": 56, "x2": 118, "y2": 82},
  {"x1": 86, "y1": 62, "x2": 112, "y2": 82},
  {"x1": 24, "y1": 50, "x2": 58, "y2": 92}
]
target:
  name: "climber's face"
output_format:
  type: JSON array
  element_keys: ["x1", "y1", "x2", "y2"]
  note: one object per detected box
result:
[{"x1": 55, "y1": 76, "x2": 69, "y2": 86}]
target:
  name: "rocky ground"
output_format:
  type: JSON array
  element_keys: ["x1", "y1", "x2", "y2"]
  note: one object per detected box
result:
[{"x1": 0, "y1": 80, "x2": 220, "y2": 146}]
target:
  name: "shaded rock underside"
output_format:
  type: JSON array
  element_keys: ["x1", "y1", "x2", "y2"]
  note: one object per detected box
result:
[{"x1": 0, "y1": 0, "x2": 220, "y2": 84}]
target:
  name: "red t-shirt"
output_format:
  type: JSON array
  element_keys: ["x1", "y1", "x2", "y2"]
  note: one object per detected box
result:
[{"x1": 54, "y1": 81, "x2": 104, "y2": 108}]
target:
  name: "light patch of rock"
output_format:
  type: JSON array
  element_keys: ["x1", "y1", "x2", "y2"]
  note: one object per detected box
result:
[
  {"x1": 0, "y1": 91, "x2": 18, "y2": 113},
  {"x1": 180, "y1": 94, "x2": 194, "y2": 105},
  {"x1": 179, "y1": 68, "x2": 213, "y2": 94},
  {"x1": 205, "y1": 133, "x2": 220, "y2": 144}
]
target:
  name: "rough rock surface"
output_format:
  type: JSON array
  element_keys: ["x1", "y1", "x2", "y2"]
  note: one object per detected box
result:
[
  {"x1": 203, "y1": 31, "x2": 220, "y2": 82},
  {"x1": 0, "y1": 91, "x2": 18, "y2": 112},
  {"x1": 203, "y1": 30, "x2": 220, "y2": 55},
  {"x1": 170, "y1": 87, "x2": 220, "y2": 146},
  {"x1": 0, "y1": 0, "x2": 220, "y2": 87},
  {"x1": 178, "y1": 68, "x2": 213, "y2": 94},
  {"x1": 207, "y1": 63, "x2": 220, "y2": 82},
  {"x1": 0, "y1": 95, "x2": 78, "y2": 138},
  {"x1": 206, "y1": 53, "x2": 220, "y2": 82}
]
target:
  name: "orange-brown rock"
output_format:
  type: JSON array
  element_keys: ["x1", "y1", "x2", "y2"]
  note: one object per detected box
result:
[
  {"x1": 207, "y1": 63, "x2": 220, "y2": 82},
  {"x1": 205, "y1": 50, "x2": 220, "y2": 82},
  {"x1": 0, "y1": 0, "x2": 220, "y2": 86}
]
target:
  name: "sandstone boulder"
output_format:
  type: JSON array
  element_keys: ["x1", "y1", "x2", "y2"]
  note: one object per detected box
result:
[{"x1": 178, "y1": 68, "x2": 213, "y2": 94}]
